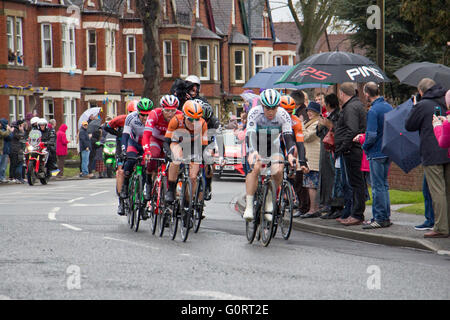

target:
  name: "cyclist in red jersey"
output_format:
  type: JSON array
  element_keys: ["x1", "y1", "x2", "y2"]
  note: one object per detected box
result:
[{"x1": 142, "y1": 95, "x2": 182, "y2": 200}]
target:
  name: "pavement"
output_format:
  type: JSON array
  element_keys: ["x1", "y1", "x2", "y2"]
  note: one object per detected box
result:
[{"x1": 234, "y1": 195, "x2": 450, "y2": 256}]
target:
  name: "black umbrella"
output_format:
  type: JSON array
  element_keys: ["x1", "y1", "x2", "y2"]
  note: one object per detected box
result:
[
  {"x1": 381, "y1": 98, "x2": 421, "y2": 173},
  {"x1": 394, "y1": 62, "x2": 450, "y2": 89},
  {"x1": 87, "y1": 118, "x2": 101, "y2": 134},
  {"x1": 276, "y1": 51, "x2": 390, "y2": 85}
]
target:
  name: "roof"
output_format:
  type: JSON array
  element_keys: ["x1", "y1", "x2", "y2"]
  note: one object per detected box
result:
[
  {"x1": 273, "y1": 22, "x2": 301, "y2": 47},
  {"x1": 210, "y1": 0, "x2": 233, "y2": 36},
  {"x1": 192, "y1": 22, "x2": 221, "y2": 40},
  {"x1": 229, "y1": 28, "x2": 250, "y2": 44}
]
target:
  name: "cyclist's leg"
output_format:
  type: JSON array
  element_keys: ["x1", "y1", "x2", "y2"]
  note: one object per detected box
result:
[
  {"x1": 243, "y1": 154, "x2": 261, "y2": 221},
  {"x1": 204, "y1": 164, "x2": 213, "y2": 200},
  {"x1": 120, "y1": 142, "x2": 140, "y2": 198},
  {"x1": 189, "y1": 162, "x2": 200, "y2": 201},
  {"x1": 165, "y1": 142, "x2": 182, "y2": 203}
]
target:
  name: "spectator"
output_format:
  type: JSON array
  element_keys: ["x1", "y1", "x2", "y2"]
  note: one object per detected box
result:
[
  {"x1": 10, "y1": 120, "x2": 26, "y2": 183},
  {"x1": 315, "y1": 92, "x2": 327, "y2": 117},
  {"x1": 358, "y1": 82, "x2": 394, "y2": 229},
  {"x1": 316, "y1": 94, "x2": 341, "y2": 219},
  {"x1": 56, "y1": 123, "x2": 70, "y2": 178},
  {"x1": 414, "y1": 174, "x2": 435, "y2": 231},
  {"x1": 225, "y1": 115, "x2": 239, "y2": 130},
  {"x1": 79, "y1": 121, "x2": 91, "y2": 177},
  {"x1": 0, "y1": 118, "x2": 11, "y2": 183},
  {"x1": 432, "y1": 89, "x2": 450, "y2": 157},
  {"x1": 300, "y1": 102, "x2": 322, "y2": 218},
  {"x1": 334, "y1": 82, "x2": 367, "y2": 226},
  {"x1": 405, "y1": 78, "x2": 450, "y2": 238},
  {"x1": 290, "y1": 89, "x2": 310, "y2": 216}
]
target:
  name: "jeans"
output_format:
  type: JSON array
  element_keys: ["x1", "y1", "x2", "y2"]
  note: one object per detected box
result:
[
  {"x1": 423, "y1": 174, "x2": 435, "y2": 226},
  {"x1": 339, "y1": 157, "x2": 353, "y2": 219},
  {"x1": 0, "y1": 154, "x2": 8, "y2": 180},
  {"x1": 81, "y1": 150, "x2": 90, "y2": 176},
  {"x1": 369, "y1": 157, "x2": 391, "y2": 222}
]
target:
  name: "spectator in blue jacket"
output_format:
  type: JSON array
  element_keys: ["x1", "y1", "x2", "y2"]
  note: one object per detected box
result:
[
  {"x1": 0, "y1": 118, "x2": 11, "y2": 183},
  {"x1": 358, "y1": 82, "x2": 393, "y2": 229},
  {"x1": 79, "y1": 121, "x2": 91, "y2": 177}
]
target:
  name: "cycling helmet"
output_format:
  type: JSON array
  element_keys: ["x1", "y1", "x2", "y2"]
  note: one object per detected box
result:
[
  {"x1": 160, "y1": 95, "x2": 179, "y2": 109},
  {"x1": 185, "y1": 75, "x2": 200, "y2": 86},
  {"x1": 200, "y1": 102, "x2": 213, "y2": 121},
  {"x1": 137, "y1": 97, "x2": 154, "y2": 115},
  {"x1": 183, "y1": 100, "x2": 203, "y2": 120},
  {"x1": 30, "y1": 117, "x2": 40, "y2": 126},
  {"x1": 260, "y1": 89, "x2": 281, "y2": 108},
  {"x1": 126, "y1": 100, "x2": 138, "y2": 113},
  {"x1": 280, "y1": 95, "x2": 296, "y2": 114},
  {"x1": 38, "y1": 118, "x2": 48, "y2": 127}
]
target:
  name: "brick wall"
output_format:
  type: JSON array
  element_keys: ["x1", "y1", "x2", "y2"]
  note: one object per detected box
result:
[{"x1": 388, "y1": 162, "x2": 423, "y2": 191}]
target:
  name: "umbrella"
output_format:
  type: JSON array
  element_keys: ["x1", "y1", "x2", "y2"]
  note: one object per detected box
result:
[
  {"x1": 381, "y1": 98, "x2": 421, "y2": 173},
  {"x1": 244, "y1": 66, "x2": 331, "y2": 90},
  {"x1": 87, "y1": 118, "x2": 101, "y2": 134},
  {"x1": 276, "y1": 51, "x2": 390, "y2": 85},
  {"x1": 78, "y1": 107, "x2": 101, "y2": 128},
  {"x1": 394, "y1": 62, "x2": 450, "y2": 89}
]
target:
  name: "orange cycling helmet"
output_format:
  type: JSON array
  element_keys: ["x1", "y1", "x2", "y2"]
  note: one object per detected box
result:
[
  {"x1": 183, "y1": 100, "x2": 203, "y2": 120},
  {"x1": 127, "y1": 100, "x2": 139, "y2": 113},
  {"x1": 280, "y1": 95, "x2": 296, "y2": 114}
]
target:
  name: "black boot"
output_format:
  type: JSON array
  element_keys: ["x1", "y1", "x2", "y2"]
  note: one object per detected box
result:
[
  {"x1": 117, "y1": 200, "x2": 125, "y2": 216},
  {"x1": 164, "y1": 181, "x2": 176, "y2": 203},
  {"x1": 204, "y1": 177, "x2": 212, "y2": 201},
  {"x1": 120, "y1": 178, "x2": 129, "y2": 199}
]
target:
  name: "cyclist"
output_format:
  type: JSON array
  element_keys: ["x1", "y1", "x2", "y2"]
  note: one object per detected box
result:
[
  {"x1": 119, "y1": 98, "x2": 154, "y2": 219},
  {"x1": 243, "y1": 89, "x2": 307, "y2": 222},
  {"x1": 104, "y1": 100, "x2": 138, "y2": 216},
  {"x1": 195, "y1": 99, "x2": 224, "y2": 201},
  {"x1": 142, "y1": 95, "x2": 182, "y2": 200},
  {"x1": 279, "y1": 95, "x2": 308, "y2": 165},
  {"x1": 163, "y1": 100, "x2": 208, "y2": 211}
]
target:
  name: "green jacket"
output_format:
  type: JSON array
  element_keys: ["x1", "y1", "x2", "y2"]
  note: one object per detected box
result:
[{"x1": 0, "y1": 128, "x2": 11, "y2": 155}]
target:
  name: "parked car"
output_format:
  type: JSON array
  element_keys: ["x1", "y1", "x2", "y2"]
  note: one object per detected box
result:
[{"x1": 213, "y1": 129, "x2": 245, "y2": 179}]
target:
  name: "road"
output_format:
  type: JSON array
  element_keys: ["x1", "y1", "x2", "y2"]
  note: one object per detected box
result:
[{"x1": 0, "y1": 178, "x2": 449, "y2": 300}]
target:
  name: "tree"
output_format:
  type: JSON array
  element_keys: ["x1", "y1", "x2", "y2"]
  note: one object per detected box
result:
[
  {"x1": 335, "y1": 0, "x2": 442, "y2": 101},
  {"x1": 287, "y1": 0, "x2": 338, "y2": 61}
]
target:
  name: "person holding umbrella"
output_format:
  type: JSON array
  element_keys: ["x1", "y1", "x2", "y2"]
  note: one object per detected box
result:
[{"x1": 405, "y1": 78, "x2": 450, "y2": 238}]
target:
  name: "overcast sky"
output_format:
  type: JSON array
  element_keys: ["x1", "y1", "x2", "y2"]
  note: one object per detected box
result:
[{"x1": 269, "y1": 0, "x2": 295, "y2": 22}]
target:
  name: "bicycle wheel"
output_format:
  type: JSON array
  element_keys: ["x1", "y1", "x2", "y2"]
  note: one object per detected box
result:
[
  {"x1": 246, "y1": 184, "x2": 261, "y2": 244},
  {"x1": 279, "y1": 181, "x2": 294, "y2": 240},
  {"x1": 157, "y1": 176, "x2": 167, "y2": 237},
  {"x1": 127, "y1": 178, "x2": 135, "y2": 229},
  {"x1": 260, "y1": 180, "x2": 276, "y2": 247},
  {"x1": 179, "y1": 178, "x2": 193, "y2": 242},
  {"x1": 149, "y1": 182, "x2": 158, "y2": 235},
  {"x1": 193, "y1": 175, "x2": 205, "y2": 233},
  {"x1": 169, "y1": 202, "x2": 179, "y2": 240},
  {"x1": 132, "y1": 175, "x2": 143, "y2": 232}
]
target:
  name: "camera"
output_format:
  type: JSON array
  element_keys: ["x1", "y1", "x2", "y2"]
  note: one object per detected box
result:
[{"x1": 434, "y1": 106, "x2": 442, "y2": 117}]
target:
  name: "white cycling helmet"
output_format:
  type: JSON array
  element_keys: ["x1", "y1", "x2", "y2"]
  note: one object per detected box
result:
[
  {"x1": 185, "y1": 75, "x2": 200, "y2": 86},
  {"x1": 30, "y1": 117, "x2": 40, "y2": 126},
  {"x1": 260, "y1": 89, "x2": 281, "y2": 109},
  {"x1": 37, "y1": 118, "x2": 48, "y2": 126}
]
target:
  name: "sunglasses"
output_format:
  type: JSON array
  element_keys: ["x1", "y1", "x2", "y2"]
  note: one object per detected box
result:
[
  {"x1": 163, "y1": 108, "x2": 177, "y2": 113},
  {"x1": 138, "y1": 113, "x2": 149, "y2": 117},
  {"x1": 186, "y1": 117, "x2": 200, "y2": 122}
]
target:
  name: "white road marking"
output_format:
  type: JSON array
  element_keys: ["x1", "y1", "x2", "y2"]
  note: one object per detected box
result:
[
  {"x1": 103, "y1": 236, "x2": 159, "y2": 250},
  {"x1": 70, "y1": 202, "x2": 116, "y2": 207},
  {"x1": 61, "y1": 223, "x2": 82, "y2": 231},
  {"x1": 66, "y1": 197, "x2": 84, "y2": 203},
  {"x1": 48, "y1": 207, "x2": 60, "y2": 220},
  {"x1": 183, "y1": 290, "x2": 249, "y2": 300},
  {"x1": 91, "y1": 190, "x2": 109, "y2": 196}
]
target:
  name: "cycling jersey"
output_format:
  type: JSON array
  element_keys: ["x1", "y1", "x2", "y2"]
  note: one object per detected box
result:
[
  {"x1": 165, "y1": 114, "x2": 208, "y2": 146},
  {"x1": 142, "y1": 108, "x2": 182, "y2": 153},
  {"x1": 246, "y1": 104, "x2": 295, "y2": 156},
  {"x1": 291, "y1": 114, "x2": 304, "y2": 142},
  {"x1": 122, "y1": 111, "x2": 145, "y2": 145}
]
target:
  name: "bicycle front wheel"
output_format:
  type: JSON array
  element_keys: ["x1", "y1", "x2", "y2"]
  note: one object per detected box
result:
[
  {"x1": 179, "y1": 178, "x2": 193, "y2": 242},
  {"x1": 132, "y1": 175, "x2": 143, "y2": 232},
  {"x1": 157, "y1": 176, "x2": 168, "y2": 237},
  {"x1": 127, "y1": 178, "x2": 135, "y2": 229},
  {"x1": 193, "y1": 175, "x2": 205, "y2": 233},
  {"x1": 149, "y1": 182, "x2": 158, "y2": 235},
  {"x1": 260, "y1": 180, "x2": 276, "y2": 247},
  {"x1": 279, "y1": 181, "x2": 294, "y2": 240}
]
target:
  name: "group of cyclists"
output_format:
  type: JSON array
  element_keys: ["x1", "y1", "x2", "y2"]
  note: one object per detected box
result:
[{"x1": 103, "y1": 74, "x2": 310, "y2": 241}]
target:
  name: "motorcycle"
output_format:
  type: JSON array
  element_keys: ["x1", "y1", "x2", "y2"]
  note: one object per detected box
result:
[
  {"x1": 24, "y1": 129, "x2": 49, "y2": 186},
  {"x1": 102, "y1": 138, "x2": 117, "y2": 178}
]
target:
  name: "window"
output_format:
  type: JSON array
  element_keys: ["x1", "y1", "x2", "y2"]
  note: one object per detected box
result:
[
  {"x1": 9, "y1": 96, "x2": 25, "y2": 123},
  {"x1": 180, "y1": 40, "x2": 188, "y2": 77},
  {"x1": 62, "y1": 24, "x2": 75, "y2": 68},
  {"x1": 87, "y1": 30, "x2": 97, "y2": 69},
  {"x1": 126, "y1": 35, "x2": 136, "y2": 74},
  {"x1": 43, "y1": 99, "x2": 55, "y2": 120},
  {"x1": 64, "y1": 99, "x2": 77, "y2": 148},
  {"x1": 41, "y1": 24, "x2": 53, "y2": 67},
  {"x1": 214, "y1": 104, "x2": 219, "y2": 118},
  {"x1": 7, "y1": 16, "x2": 23, "y2": 65},
  {"x1": 69, "y1": 26, "x2": 76, "y2": 68},
  {"x1": 105, "y1": 29, "x2": 116, "y2": 72},
  {"x1": 255, "y1": 53, "x2": 264, "y2": 74},
  {"x1": 107, "y1": 101, "x2": 117, "y2": 118},
  {"x1": 234, "y1": 50, "x2": 245, "y2": 83},
  {"x1": 275, "y1": 56, "x2": 283, "y2": 66},
  {"x1": 163, "y1": 40, "x2": 172, "y2": 77},
  {"x1": 213, "y1": 45, "x2": 219, "y2": 81},
  {"x1": 199, "y1": 45, "x2": 210, "y2": 80}
]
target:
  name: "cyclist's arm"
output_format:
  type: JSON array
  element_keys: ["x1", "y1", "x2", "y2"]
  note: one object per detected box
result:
[
  {"x1": 296, "y1": 141, "x2": 307, "y2": 166},
  {"x1": 142, "y1": 113, "x2": 157, "y2": 154},
  {"x1": 121, "y1": 114, "x2": 133, "y2": 153},
  {"x1": 245, "y1": 108, "x2": 259, "y2": 155},
  {"x1": 104, "y1": 123, "x2": 120, "y2": 136}
]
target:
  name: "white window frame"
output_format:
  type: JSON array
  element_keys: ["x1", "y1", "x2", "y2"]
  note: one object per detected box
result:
[
  {"x1": 107, "y1": 101, "x2": 118, "y2": 118},
  {"x1": 43, "y1": 99, "x2": 55, "y2": 121},
  {"x1": 105, "y1": 29, "x2": 116, "y2": 72},
  {"x1": 180, "y1": 40, "x2": 188, "y2": 77},
  {"x1": 9, "y1": 96, "x2": 25, "y2": 123},
  {"x1": 41, "y1": 24, "x2": 53, "y2": 67},
  {"x1": 126, "y1": 35, "x2": 136, "y2": 74},
  {"x1": 69, "y1": 25, "x2": 76, "y2": 68},
  {"x1": 87, "y1": 29, "x2": 97, "y2": 70},
  {"x1": 7, "y1": 16, "x2": 24, "y2": 65},
  {"x1": 62, "y1": 24, "x2": 69, "y2": 67},
  {"x1": 198, "y1": 45, "x2": 210, "y2": 81},
  {"x1": 213, "y1": 45, "x2": 219, "y2": 81},
  {"x1": 234, "y1": 50, "x2": 245, "y2": 83},
  {"x1": 64, "y1": 98, "x2": 77, "y2": 148},
  {"x1": 254, "y1": 52, "x2": 264, "y2": 74},
  {"x1": 15, "y1": 17, "x2": 23, "y2": 65},
  {"x1": 275, "y1": 55, "x2": 283, "y2": 66},
  {"x1": 163, "y1": 40, "x2": 172, "y2": 77}
]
